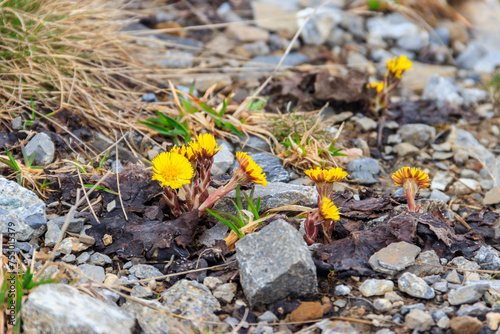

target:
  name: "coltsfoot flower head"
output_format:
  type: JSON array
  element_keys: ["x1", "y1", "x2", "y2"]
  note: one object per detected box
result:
[
  {"x1": 235, "y1": 152, "x2": 267, "y2": 186},
  {"x1": 152, "y1": 152, "x2": 194, "y2": 189},
  {"x1": 386, "y1": 55, "x2": 412, "y2": 79},
  {"x1": 189, "y1": 133, "x2": 221, "y2": 159},
  {"x1": 173, "y1": 145, "x2": 196, "y2": 162},
  {"x1": 368, "y1": 81, "x2": 384, "y2": 93},
  {"x1": 392, "y1": 166, "x2": 430, "y2": 212},
  {"x1": 392, "y1": 167, "x2": 430, "y2": 189},
  {"x1": 305, "y1": 167, "x2": 348, "y2": 183},
  {"x1": 320, "y1": 197, "x2": 340, "y2": 221}
]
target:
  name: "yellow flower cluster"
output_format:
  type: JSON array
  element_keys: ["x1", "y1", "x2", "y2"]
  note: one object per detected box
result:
[
  {"x1": 386, "y1": 55, "x2": 412, "y2": 79},
  {"x1": 305, "y1": 167, "x2": 347, "y2": 183},
  {"x1": 392, "y1": 167, "x2": 430, "y2": 189},
  {"x1": 152, "y1": 152, "x2": 194, "y2": 189},
  {"x1": 320, "y1": 197, "x2": 340, "y2": 221},
  {"x1": 235, "y1": 152, "x2": 267, "y2": 186},
  {"x1": 368, "y1": 81, "x2": 384, "y2": 93}
]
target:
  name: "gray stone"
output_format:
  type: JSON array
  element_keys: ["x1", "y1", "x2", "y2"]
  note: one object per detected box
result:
[
  {"x1": 212, "y1": 143, "x2": 234, "y2": 176},
  {"x1": 373, "y1": 298, "x2": 392, "y2": 312},
  {"x1": 297, "y1": 7, "x2": 341, "y2": 45},
  {"x1": 451, "y1": 178, "x2": 482, "y2": 195},
  {"x1": 398, "y1": 272, "x2": 435, "y2": 299},
  {"x1": 334, "y1": 284, "x2": 351, "y2": 296},
  {"x1": 61, "y1": 254, "x2": 76, "y2": 263},
  {"x1": 433, "y1": 281, "x2": 449, "y2": 293},
  {"x1": 0, "y1": 176, "x2": 47, "y2": 241},
  {"x1": 461, "y1": 88, "x2": 488, "y2": 106},
  {"x1": 449, "y1": 256, "x2": 480, "y2": 270},
  {"x1": 347, "y1": 158, "x2": 380, "y2": 185},
  {"x1": 131, "y1": 285, "x2": 153, "y2": 298},
  {"x1": 369, "y1": 241, "x2": 421, "y2": 275},
  {"x1": 333, "y1": 299, "x2": 347, "y2": 308},
  {"x1": 359, "y1": 279, "x2": 394, "y2": 297},
  {"x1": 49, "y1": 215, "x2": 86, "y2": 233},
  {"x1": 22, "y1": 284, "x2": 136, "y2": 334},
  {"x1": 235, "y1": 219, "x2": 318, "y2": 306},
  {"x1": 317, "y1": 319, "x2": 360, "y2": 334},
  {"x1": 384, "y1": 291, "x2": 403, "y2": 302},
  {"x1": 203, "y1": 276, "x2": 223, "y2": 290},
  {"x1": 397, "y1": 30, "x2": 429, "y2": 52},
  {"x1": 401, "y1": 303, "x2": 426, "y2": 315},
  {"x1": 406, "y1": 250, "x2": 443, "y2": 276},
  {"x1": 157, "y1": 51, "x2": 193, "y2": 69},
  {"x1": 213, "y1": 283, "x2": 237, "y2": 303},
  {"x1": 397, "y1": 123, "x2": 436, "y2": 148},
  {"x1": 445, "y1": 269, "x2": 462, "y2": 284},
  {"x1": 431, "y1": 171, "x2": 453, "y2": 191},
  {"x1": 432, "y1": 310, "x2": 450, "y2": 329},
  {"x1": 141, "y1": 93, "x2": 157, "y2": 103},
  {"x1": 161, "y1": 279, "x2": 220, "y2": 322},
  {"x1": 405, "y1": 309, "x2": 434, "y2": 332},
  {"x1": 367, "y1": 13, "x2": 421, "y2": 40},
  {"x1": 432, "y1": 151, "x2": 454, "y2": 160},
  {"x1": 258, "y1": 310, "x2": 279, "y2": 323},
  {"x1": 455, "y1": 302, "x2": 489, "y2": 317},
  {"x1": 129, "y1": 264, "x2": 163, "y2": 280},
  {"x1": 354, "y1": 116, "x2": 377, "y2": 131},
  {"x1": 111, "y1": 160, "x2": 123, "y2": 173},
  {"x1": 448, "y1": 284, "x2": 489, "y2": 305},
  {"x1": 76, "y1": 252, "x2": 90, "y2": 265},
  {"x1": 395, "y1": 142, "x2": 419, "y2": 157},
  {"x1": 45, "y1": 220, "x2": 62, "y2": 247},
  {"x1": 246, "y1": 153, "x2": 289, "y2": 183},
  {"x1": 243, "y1": 41, "x2": 270, "y2": 57},
  {"x1": 474, "y1": 246, "x2": 500, "y2": 270},
  {"x1": 214, "y1": 182, "x2": 317, "y2": 216},
  {"x1": 430, "y1": 189, "x2": 450, "y2": 203},
  {"x1": 89, "y1": 253, "x2": 112, "y2": 266},
  {"x1": 247, "y1": 53, "x2": 309, "y2": 68},
  {"x1": 24, "y1": 132, "x2": 55, "y2": 165},
  {"x1": 456, "y1": 42, "x2": 487, "y2": 69},
  {"x1": 236, "y1": 135, "x2": 270, "y2": 153},
  {"x1": 198, "y1": 221, "x2": 229, "y2": 247},
  {"x1": 78, "y1": 264, "x2": 106, "y2": 283},
  {"x1": 121, "y1": 299, "x2": 181, "y2": 334},
  {"x1": 12, "y1": 116, "x2": 22, "y2": 130},
  {"x1": 474, "y1": 50, "x2": 500, "y2": 73},
  {"x1": 423, "y1": 75, "x2": 463, "y2": 105}
]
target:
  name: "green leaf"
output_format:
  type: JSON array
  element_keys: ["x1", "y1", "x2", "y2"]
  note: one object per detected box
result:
[
  {"x1": 83, "y1": 184, "x2": 118, "y2": 195},
  {"x1": 231, "y1": 201, "x2": 247, "y2": 228},
  {"x1": 243, "y1": 191, "x2": 260, "y2": 220},
  {"x1": 206, "y1": 208, "x2": 244, "y2": 238},
  {"x1": 235, "y1": 186, "x2": 243, "y2": 210},
  {"x1": 222, "y1": 122, "x2": 244, "y2": 138}
]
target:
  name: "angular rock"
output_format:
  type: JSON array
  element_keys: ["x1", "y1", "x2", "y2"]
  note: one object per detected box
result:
[
  {"x1": 486, "y1": 312, "x2": 500, "y2": 331},
  {"x1": 484, "y1": 187, "x2": 500, "y2": 205},
  {"x1": 213, "y1": 283, "x2": 237, "y2": 303},
  {"x1": 49, "y1": 215, "x2": 86, "y2": 233},
  {"x1": 406, "y1": 250, "x2": 444, "y2": 276},
  {"x1": 369, "y1": 241, "x2": 421, "y2": 275},
  {"x1": 161, "y1": 279, "x2": 220, "y2": 322},
  {"x1": 58, "y1": 237, "x2": 91, "y2": 254},
  {"x1": 430, "y1": 189, "x2": 451, "y2": 203},
  {"x1": 45, "y1": 220, "x2": 62, "y2": 247},
  {"x1": 78, "y1": 264, "x2": 106, "y2": 283},
  {"x1": 405, "y1": 309, "x2": 434, "y2": 332},
  {"x1": 24, "y1": 132, "x2": 55, "y2": 165},
  {"x1": 226, "y1": 23, "x2": 269, "y2": 43},
  {"x1": 297, "y1": 7, "x2": 342, "y2": 45},
  {"x1": 423, "y1": 75, "x2": 463, "y2": 105},
  {"x1": 89, "y1": 253, "x2": 113, "y2": 266},
  {"x1": 235, "y1": 219, "x2": 318, "y2": 306},
  {"x1": 211, "y1": 143, "x2": 234, "y2": 176},
  {"x1": 397, "y1": 123, "x2": 436, "y2": 148},
  {"x1": 235, "y1": 135, "x2": 271, "y2": 153},
  {"x1": 450, "y1": 178, "x2": 481, "y2": 195},
  {"x1": 447, "y1": 284, "x2": 489, "y2": 305},
  {"x1": 347, "y1": 158, "x2": 380, "y2": 185},
  {"x1": 121, "y1": 299, "x2": 180, "y2": 334},
  {"x1": 401, "y1": 303, "x2": 426, "y2": 315},
  {"x1": 373, "y1": 298, "x2": 392, "y2": 312},
  {"x1": 431, "y1": 171, "x2": 453, "y2": 191},
  {"x1": 398, "y1": 272, "x2": 435, "y2": 299},
  {"x1": 247, "y1": 152, "x2": 289, "y2": 183},
  {"x1": 214, "y1": 182, "x2": 317, "y2": 216},
  {"x1": 22, "y1": 284, "x2": 136, "y2": 334},
  {"x1": 395, "y1": 142, "x2": 419, "y2": 157},
  {"x1": 334, "y1": 284, "x2": 351, "y2": 296},
  {"x1": 198, "y1": 221, "x2": 229, "y2": 247},
  {"x1": 0, "y1": 176, "x2": 47, "y2": 241},
  {"x1": 449, "y1": 256, "x2": 480, "y2": 270},
  {"x1": 359, "y1": 279, "x2": 394, "y2": 297},
  {"x1": 129, "y1": 264, "x2": 163, "y2": 280},
  {"x1": 449, "y1": 316, "x2": 482, "y2": 334},
  {"x1": 475, "y1": 246, "x2": 500, "y2": 270}
]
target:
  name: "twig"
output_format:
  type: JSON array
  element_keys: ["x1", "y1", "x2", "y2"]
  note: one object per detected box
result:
[{"x1": 114, "y1": 131, "x2": 128, "y2": 221}]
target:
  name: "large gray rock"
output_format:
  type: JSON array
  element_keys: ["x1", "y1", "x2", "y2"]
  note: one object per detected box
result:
[
  {"x1": 21, "y1": 284, "x2": 136, "y2": 334},
  {"x1": 0, "y1": 176, "x2": 47, "y2": 241},
  {"x1": 121, "y1": 299, "x2": 180, "y2": 334},
  {"x1": 397, "y1": 123, "x2": 436, "y2": 148},
  {"x1": 129, "y1": 264, "x2": 163, "y2": 280},
  {"x1": 398, "y1": 272, "x2": 435, "y2": 299},
  {"x1": 48, "y1": 214, "x2": 86, "y2": 233},
  {"x1": 247, "y1": 153, "x2": 289, "y2": 183},
  {"x1": 214, "y1": 182, "x2": 317, "y2": 216},
  {"x1": 24, "y1": 132, "x2": 55, "y2": 165},
  {"x1": 236, "y1": 219, "x2": 318, "y2": 306},
  {"x1": 448, "y1": 284, "x2": 489, "y2": 305},
  {"x1": 475, "y1": 246, "x2": 500, "y2": 270},
  {"x1": 211, "y1": 142, "x2": 234, "y2": 176},
  {"x1": 423, "y1": 75, "x2": 463, "y2": 105},
  {"x1": 161, "y1": 279, "x2": 220, "y2": 323},
  {"x1": 78, "y1": 264, "x2": 106, "y2": 283}
]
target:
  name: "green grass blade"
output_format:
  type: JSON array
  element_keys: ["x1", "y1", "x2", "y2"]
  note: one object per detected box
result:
[
  {"x1": 235, "y1": 186, "x2": 243, "y2": 210},
  {"x1": 206, "y1": 208, "x2": 244, "y2": 238}
]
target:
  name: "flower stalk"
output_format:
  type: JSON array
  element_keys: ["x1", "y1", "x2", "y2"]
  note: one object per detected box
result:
[{"x1": 392, "y1": 167, "x2": 430, "y2": 213}]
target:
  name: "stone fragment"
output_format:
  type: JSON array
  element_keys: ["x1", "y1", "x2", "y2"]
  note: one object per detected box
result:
[
  {"x1": 397, "y1": 123, "x2": 436, "y2": 148},
  {"x1": 394, "y1": 143, "x2": 419, "y2": 157},
  {"x1": 236, "y1": 219, "x2": 317, "y2": 306},
  {"x1": 226, "y1": 23, "x2": 269, "y2": 43},
  {"x1": 22, "y1": 284, "x2": 136, "y2": 334},
  {"x1": 447, "y1": 284, "x2": 489, "y2": 305},
  {"x1": 211, "y1": 142, "x2": 234, "y2": 176},
  {"x1": 258, "y1": 310, "x2": 279, "y2": 323},
  {"x1": 474, "y1": 246, "x2": 500, "y2": 270},
  {"x1": 423, "y1": 75, "x2": 463, "y2": 105},
  {"x1": 161, "y1": 279, "x2": 220, "y2": 323},
  {"x1": 121, "y1": 299, "x2": 181, "y2": 334},
  {"x1": 48, "y1": 215, "x2": 86, "y2": 233},
  {"x1": 398, "y1": 272, "x2": 435, "y2": 299},
  {"x1": 430, "y1": 189, "x2": 451, "y2": 203},
  {"x1": 483, "y1": 187, "x2": 500, "y2": 205},
  {"x1": 431, "y1": 171, "x2": 453, "y2": 191},
  {"x1": 45, "y1": 221, "x2": 62, "y2": 247},
  {"x1": 334, "y1": 284, "x2": 351, "y2": 296},
  {"x1": 359, "y1": 279, "x2": 394, "y2": 297},
  {"x1": 401, "y1": 303, "x2": 426, "y2": 315},
  {"x1": 213, "y1": 283, "x2": 237, "y2": 303},
  {"x1": 449, "y1": 316, "x2": 482, "y2": 334},
  {"x1": 129, "y1": 264, "x2": 163, "y2": 280},
  {"x1": 486, "y1": 312, "x2": 500, "y2": 331},
  {"x1": 406, "y1": 250, "x2": 443, "y2": 276},
  {"x1": 347, "y1": 158, "x2": 380, "y2": 185},
  {"x1": 369, "y1": 242, "x2": 421, "y2": 275},
  {"x1": 78, "y1": 264, "x2": 106, "y2": 283},
  {"x1": 24, "y1": 132, "x2": 55, "y2": 165},
  {"x1": 373, "y1": 298, "x2": 392, "y2": 312},
  {"x1": 89, "y1": 253, "x2": 112, "y2": 266},
  {"x1": 246, "y1": 153, "x2": 289, "y2": 182},
  {"x1": 203, "y1": 277, "x2": 223, "y2": 290},
  {"x1": 58, "y1": 237, "x2": 91, "y2": 254},
  {"x1": 289, "y1": 301, "x2": 324, "y2": 322},
  {"x1": 451, "y1": 178, "x2": 482, "y2": 195},
  {"x1": 405, "y1": 309, "x2": 434, "y2": 332}
]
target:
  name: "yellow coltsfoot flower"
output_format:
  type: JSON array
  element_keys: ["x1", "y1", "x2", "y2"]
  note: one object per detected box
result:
[
  {"x1": 305, "y1": 167, "x2": 348, "y2": 183},
  {"x1": 320, "y1": 197, "x2": 340, "y2": 221},
  {"x1": 173, "y1": 145, "x2": 196, "y2": 162},
  {"x1": 386, "y1": 55, "x2": 412, "y2": 79},
  {"x1": 189, "y1": 133, "x2": 221, "y2": 159},
  {"x1": 152, "y1": 152, "x2": 194, "y2": 189},
  {"x1": 368, "y1": 81, "x2": 384, "y2": 93},
  {"x1": 392, "y1": 166, "x2": 430, "y2": 213},
  {"x1": 235, "y1": 152, "x2": 267, "y2": 186}
]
